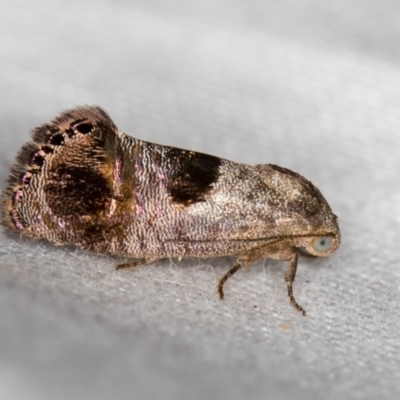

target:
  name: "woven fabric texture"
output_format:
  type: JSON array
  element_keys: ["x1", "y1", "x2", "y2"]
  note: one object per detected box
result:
[{"x1": 1, "y1": 1, "x2": 399, "y2": 399}]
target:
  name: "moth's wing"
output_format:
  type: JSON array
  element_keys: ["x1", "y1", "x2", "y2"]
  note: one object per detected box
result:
[
  {"x1": 169, "y1": 160, "x2": 287, "y2": 242},
  {"x1": 1, "y1": 106, "x2": 124, "y2": 250},
  {"x1": 175, "y1": 162, "x2": 331, "y2": 242}
]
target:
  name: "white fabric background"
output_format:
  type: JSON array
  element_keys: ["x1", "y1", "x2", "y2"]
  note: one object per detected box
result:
[{"x1": 1, "y1": 1, "x2": 399, "y2": 399}]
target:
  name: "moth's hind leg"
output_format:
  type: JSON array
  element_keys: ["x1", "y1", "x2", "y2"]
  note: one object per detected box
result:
[{"x1": 116, "y1": 257, "x2": 158, "y2": 270}]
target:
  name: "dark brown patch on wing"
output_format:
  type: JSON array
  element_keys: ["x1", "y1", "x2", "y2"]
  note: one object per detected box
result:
[
  {"x1": 45, "y1": 165, "x2": 112, "y2": 217},
  {"x1": 167, "y1": 149, "x2": 221, "y2": 205}
]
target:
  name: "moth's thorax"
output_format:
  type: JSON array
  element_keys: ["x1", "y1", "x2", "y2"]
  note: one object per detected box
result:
[{"x1": 254, "y1": 164, "x2": 340, "y2": 237}]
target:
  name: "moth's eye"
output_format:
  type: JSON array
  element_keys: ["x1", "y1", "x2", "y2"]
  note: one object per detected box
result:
[
  {"x1": 73, "y1": 122, "x2": 94, "y2": 134},
  {"x1": 313, "y1": 236, "x2": 333, "y2": 253}
]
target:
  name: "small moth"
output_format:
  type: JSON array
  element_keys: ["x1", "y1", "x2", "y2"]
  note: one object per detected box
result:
[{"x1": 1, "y1": 106, "x2": 340, "y2": 315}]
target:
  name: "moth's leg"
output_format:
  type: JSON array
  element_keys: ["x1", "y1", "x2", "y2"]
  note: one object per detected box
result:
[
  {"x1": 115, "y1": 257, "x2": 158, "y2": 270},
  {"x1": 219, "y1": 240, "x2": 307, "y2": 315},
  {"x1": 257, "y1": 245, "x2": 306, "y2": 316},
  {"x1": 284, "y1": 252, "x2": 306, "y2": 316},
  {"x1": 218, "y1": 259, "x2": 243, "y2": 299}
]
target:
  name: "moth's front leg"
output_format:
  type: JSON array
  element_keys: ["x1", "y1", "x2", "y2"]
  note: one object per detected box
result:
[
  {"x1": 218, "y1": 242, "x2": 306, "y2": 316},
  {"x1": 218, "y1": 259, "x2": 243, "y2": 299},
  {"x1": 283, "y1": 252, "x2": 306, "y2": 316}
]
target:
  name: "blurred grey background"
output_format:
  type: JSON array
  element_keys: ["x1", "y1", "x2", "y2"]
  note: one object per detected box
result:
[{"x1": 1, "y1": 0, "x2": 400, "y2": 399}]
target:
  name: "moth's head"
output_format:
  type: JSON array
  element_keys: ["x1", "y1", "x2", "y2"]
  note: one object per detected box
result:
[
  {"x1": 297, "y1": 226, "x2": 341, "y2": 258},
  {"x1": 269, "y1": 163, "x2": 341, "y2": 258}
]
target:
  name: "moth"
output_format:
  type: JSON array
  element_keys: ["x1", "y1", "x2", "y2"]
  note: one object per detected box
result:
[{"x1": 1, "y1": 106, "x2": 341, "y2": 315}]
